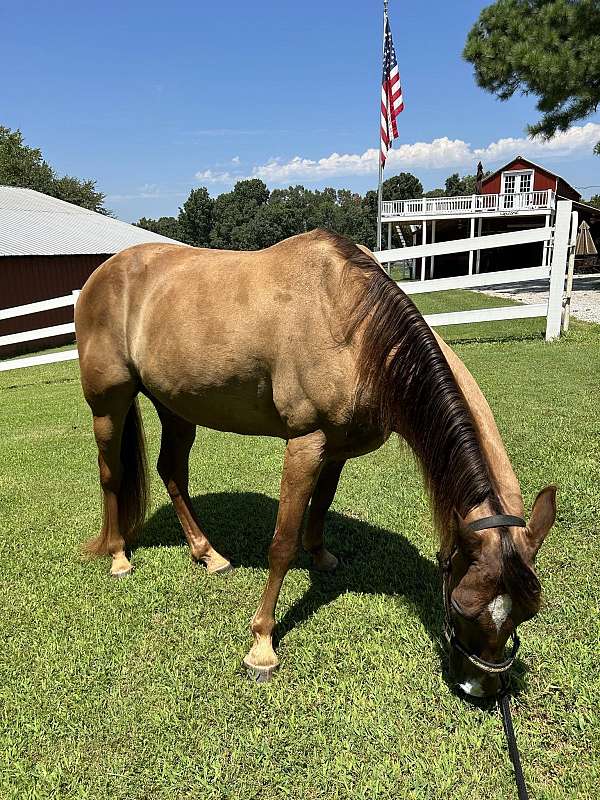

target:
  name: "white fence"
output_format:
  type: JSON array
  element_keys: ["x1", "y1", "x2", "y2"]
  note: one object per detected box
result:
[
  {"x1": 0, "y1": 290, "x2": 80, "y2": 372},
  {"x1": 381, "y1": 189, "x2": 554, "y2": 220},
  {"x1": 0, "y1": 201, "x2": 578, "y2": 372},
  {"x1": 376, "y1": 199, "x2": 577, "y2": 342}
]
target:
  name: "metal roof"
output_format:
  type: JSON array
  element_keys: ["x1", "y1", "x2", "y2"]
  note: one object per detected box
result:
[{"x1": 0, "y1": 186, "x2": 183, "y2": 256}]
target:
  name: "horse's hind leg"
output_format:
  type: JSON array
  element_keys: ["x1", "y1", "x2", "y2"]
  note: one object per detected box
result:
[
  {"x1": 303, "y1": 459, "x2": 345, "y2": 572},
  {"x1": 86, "y1": 383, "x2": 147, "y2": 578},
  {"x1": 155, "y1": 403, "x2": 231, "y2": 575},
  {"x1": 244, "y1": 431, "x2": 326, "y2": 680}
]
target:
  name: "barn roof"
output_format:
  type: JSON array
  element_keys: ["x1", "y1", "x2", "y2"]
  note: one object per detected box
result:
[
  {"x1": 0, "y1": 186, "x2": 182, "y2": 256},
  {"x1": 481, "y1": 156, "x2": 581, "y2": 198}
]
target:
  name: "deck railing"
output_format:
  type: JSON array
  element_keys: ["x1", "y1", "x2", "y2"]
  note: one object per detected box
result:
[{"x1": 381, "y1": 189, "x2": 554, "y2": 219}]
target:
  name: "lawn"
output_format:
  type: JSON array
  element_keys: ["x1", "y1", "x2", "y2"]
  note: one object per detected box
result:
[{"x1": 0, "y1": 293, "x2": 598, "y2": 799}]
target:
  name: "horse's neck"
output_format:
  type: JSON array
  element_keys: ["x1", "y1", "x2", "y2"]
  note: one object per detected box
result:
[{"x1": 434, "y1": 333, "x2": 525, "y2": 517}]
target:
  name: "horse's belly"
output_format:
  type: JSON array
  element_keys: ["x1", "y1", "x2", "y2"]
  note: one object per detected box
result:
[{"x1": 141, "y1": 368, "x2": 290, "y2": 437}]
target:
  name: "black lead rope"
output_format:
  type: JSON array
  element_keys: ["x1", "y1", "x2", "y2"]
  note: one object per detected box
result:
[
  {"x1": 499, "y1": 678, "x2": 529, "y2": 800},
  {"x1": 439, "y1": 512, "x2": 531, "y2": 800}
]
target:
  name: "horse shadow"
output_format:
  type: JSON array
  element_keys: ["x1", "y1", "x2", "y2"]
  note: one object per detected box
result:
[{"x1": 140, "y1": 491, "x2": 528, "y2": 700}]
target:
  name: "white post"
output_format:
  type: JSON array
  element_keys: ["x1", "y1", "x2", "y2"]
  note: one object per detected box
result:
[
  {"x1": 420, "y1": 220, "x2": 427, "y2": 281},
  {"x1": 430, "y1": 220, "x2": 436, "y2": 278},
  {"x1": 468, "y1": 217, "x2": 475, "y2": 275},
  {"x1": 475, "y1": 218, "x2": 482, "y2": 274},
  {"x1": 562, "y1": 210, "x2": 578, "y2": 333},
  {"x1": 542, "y1": 214, "x2": 551, "y2": 268},
  {"x1": 546, "y1": 200, "x2": 572, "y2": 341},
  {"x1": 387, "y1": 222, "x2": 392, "y2": 249}
]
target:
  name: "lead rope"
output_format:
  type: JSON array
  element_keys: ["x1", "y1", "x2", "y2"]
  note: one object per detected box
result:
[{"x1": 499, "y1": 676, "x2": 529, "y2": 800}]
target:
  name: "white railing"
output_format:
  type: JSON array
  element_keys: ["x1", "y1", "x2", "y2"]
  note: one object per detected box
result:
[
  {"x1": 382, "y1": 189, "x2": 554, "y2": 219},
  {"x1": 376, "y1": 200, "x2": 577, "y2": 341},
  {"x1": 0, "y1": 290, "x2": 80, "y2": 372}
]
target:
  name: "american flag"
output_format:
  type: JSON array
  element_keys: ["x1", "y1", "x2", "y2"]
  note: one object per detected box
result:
[{"x1": 380, "y1": 13, "x2": 404, "y2": 167}]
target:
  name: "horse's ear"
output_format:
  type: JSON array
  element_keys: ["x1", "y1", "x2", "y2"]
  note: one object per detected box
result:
[{"x1": 527, "y1": 485, "x2": 557, "y2": 557}]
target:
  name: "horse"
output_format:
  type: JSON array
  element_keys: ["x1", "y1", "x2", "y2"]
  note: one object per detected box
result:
[{"x1": 74, "y1": 229, "x2": 556, "y2": 696}]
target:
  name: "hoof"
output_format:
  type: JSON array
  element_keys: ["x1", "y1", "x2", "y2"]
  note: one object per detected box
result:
[
  {"x1": 111, "y1": 566, "x2": 133, "y2": 579},
  {"x1": 311, "y1": 550, "x2": 339, "y2": 573},
  {"x1": 243, "y1": 660, "x2": 278, "y2": 683},
  {"x1": 209, "y1": 561, "x2": 233, "y2": 576}
]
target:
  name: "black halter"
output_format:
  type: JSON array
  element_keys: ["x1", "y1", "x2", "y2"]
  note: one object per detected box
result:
[
  {"x1": 438, "y1": 513, "x2": 530, "y2": 800},
  {"x1": 438, "y1": 514, "x2": 526, "y2": 676}
]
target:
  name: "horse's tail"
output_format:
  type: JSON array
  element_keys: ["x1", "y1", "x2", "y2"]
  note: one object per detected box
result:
[{"x1": 85, "y1": 399, "x2": 149, "y2": 555}]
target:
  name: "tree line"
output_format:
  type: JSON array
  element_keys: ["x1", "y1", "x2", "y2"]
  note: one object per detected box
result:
[
  {"x1": 135, "y1": 171, "x2": 490, "y2": 251},
  {"x1": 0, "y1": 126, "x2": 107, "y2": 213}
]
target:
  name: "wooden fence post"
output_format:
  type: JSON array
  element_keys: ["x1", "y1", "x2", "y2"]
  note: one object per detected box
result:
[{"x1": 546, "y1": 200, "x2": 572, "y2": 341}]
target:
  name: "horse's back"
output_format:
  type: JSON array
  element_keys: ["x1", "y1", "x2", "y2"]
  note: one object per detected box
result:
[{"x1": 76, "y1": 233, "x2": 360, "y2": 438}]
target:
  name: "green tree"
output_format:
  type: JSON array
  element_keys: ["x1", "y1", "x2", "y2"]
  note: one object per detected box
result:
[
  {"x1": 0, "y1": 125, "x2": 108, "y2": 212},
  {"x1": 178, "y1": 187, "x2": 214, "y2": 246},
  {"x1": 464, "y1": 0, "x2": 600, "y2": 153},
  {"x1": 586, "y1": 194, "x2": 600, "y2": 209},
  {"x1": 136, "y1": 215, "x2": 184, "y2": 241},
  {"x1": 381, "y1": 172, "x2": 423, "y2": 201},
  {"x1": 444, "y1": 172, "x2": 480, "y2": 196},
  {"x1": 50, "y1": 175, "x2": 107, "y2": 213},
  {"x1": 210, "y1": 179, "x2": 271, "y2": 249}
]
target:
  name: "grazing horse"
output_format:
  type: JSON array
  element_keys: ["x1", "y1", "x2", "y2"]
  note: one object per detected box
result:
[{"x1": 75, "y1": 229, "x2": 556, "y2": 694}]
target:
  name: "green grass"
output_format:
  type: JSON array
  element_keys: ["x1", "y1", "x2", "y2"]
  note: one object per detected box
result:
[{"x1": 1, "y1": 296, "x2": 599, "y2": 799}]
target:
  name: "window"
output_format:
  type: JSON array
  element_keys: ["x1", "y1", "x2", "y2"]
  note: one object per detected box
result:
[{"x1": 501, "y1": 170, "x2": 534, "y2": 208}]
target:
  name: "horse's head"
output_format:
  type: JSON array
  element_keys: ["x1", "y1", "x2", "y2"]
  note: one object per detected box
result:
[{"x1": 445, "y1": 486, "x2": 556, "y2": 698}]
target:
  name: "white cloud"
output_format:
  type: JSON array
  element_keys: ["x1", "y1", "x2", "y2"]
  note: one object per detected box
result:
[
  {"x1": 193, "y1": 123, "x2": 600, "y2": 187},
  {"x1": 231, "y1": 155, "x2": 241, "y2": 164}
]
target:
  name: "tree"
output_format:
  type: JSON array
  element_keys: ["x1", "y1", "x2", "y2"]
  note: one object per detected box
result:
[
  {"x1": 209, "y1": 179, "x2": 271, "y2": 249},
  {"x1": 178, "y1": 187, "x2": 214, "y2": 246},
  {"x1": 136, "y1": 215, "x2": 184, "y2": 241},
  {"x1": 586, "y1": 194, "x2": 600, "y2": 209},
  {"x1": 444, "y1": 172, "x2": 479, "y2": 196},
  {"x1": 464, "y1": 0, "x2": 600, "y2": 153},
  {"x1": 0, "y1": 125, "x2": 109, "y2": 212},
  {"x1": 381, "y1": 172, "x2": 423, "y2": 201}
]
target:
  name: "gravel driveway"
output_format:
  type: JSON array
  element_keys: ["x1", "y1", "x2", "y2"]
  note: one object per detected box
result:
[{"x1": 475, "y1": 274, "x2": 600, "y2": 324}]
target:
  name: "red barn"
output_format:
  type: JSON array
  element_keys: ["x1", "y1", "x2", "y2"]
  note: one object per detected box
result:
[
  {"x1": 480, "y1": 156, "x2": 582, "y2": 203},
  {"x1": 0, "y1": 187, "x2": 182, "y2": 359}
]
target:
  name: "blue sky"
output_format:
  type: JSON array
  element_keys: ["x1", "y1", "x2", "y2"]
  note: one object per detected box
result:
[{"x1": 2, "y1": 0, "x2": 599, "y2": 221}]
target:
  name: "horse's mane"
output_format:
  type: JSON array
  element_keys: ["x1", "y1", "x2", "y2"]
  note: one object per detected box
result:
[
  {"x1": 318, "y1": 230, "x2": 495, "y2": 546},
  {"x1": 315, "y1": 230, "x2": 541, "y2": 612}
]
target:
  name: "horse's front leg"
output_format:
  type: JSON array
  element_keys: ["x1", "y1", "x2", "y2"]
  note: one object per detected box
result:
[
  {"x1": 243, "y1": 431, "x2": 326, "y2": 681},
  {"x1": 303, "y1": 459, "x2": 345, "y2": 571}
]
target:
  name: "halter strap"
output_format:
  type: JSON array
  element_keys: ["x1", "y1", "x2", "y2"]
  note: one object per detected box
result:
[{"x1": 466, "y1": 514, "x2": 526, "y2": 532}]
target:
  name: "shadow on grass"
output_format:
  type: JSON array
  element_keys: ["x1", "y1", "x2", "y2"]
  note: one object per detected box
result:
[
  {"x1": 140, "y1": 490, "x2": 528, "y2": 698},
  {"x1": 441, "y1": 331, "x2": 545, "y2": 346}
]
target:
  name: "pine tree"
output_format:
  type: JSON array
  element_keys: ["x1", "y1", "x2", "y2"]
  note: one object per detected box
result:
[{"x1": 464, "y1": 0, "x2": 600, "y2": 154}]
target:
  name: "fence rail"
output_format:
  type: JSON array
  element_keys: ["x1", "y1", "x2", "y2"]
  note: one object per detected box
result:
[
  {"x1": 381, "y1": 189, "x2": 554, "y2": 219},
  {"x1": 0, "y1": 290, "x2": 79, "y2": 372},
  {"x1": 375, "y1": 199, "x2": 576, "y2": 342},
  {"x1": 0, "y1": 202, "x2": 578, "y2": 372}
]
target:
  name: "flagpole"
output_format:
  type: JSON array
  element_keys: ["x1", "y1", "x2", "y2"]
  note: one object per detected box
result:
[{"x1": 376, "y1": 0, "x2": 388, "y2": 252}]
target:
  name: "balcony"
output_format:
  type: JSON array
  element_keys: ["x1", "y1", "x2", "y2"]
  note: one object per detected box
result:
[{"x1": 381, "y1": 189, "x2": 555, "y2": 221}]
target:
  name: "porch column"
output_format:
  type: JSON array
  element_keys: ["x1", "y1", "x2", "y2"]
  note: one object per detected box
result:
[
  {"x1": 468, "y1": 217, "x2": 476, "y2": 275},
  {"x1": 387, "y1": 222, "x2": 392, "y2": 249},
  {"x1": 420, "y1": 220, "x2": 427, "y2": 281},
  {"x1": 430, "y1": 220, "x2": 437, "y2": 278},
  {"x1": 475, "y1": 218, "x2": 483, "y2": 274},
  {"x1": 542, "y1": 213, "x2": 551, "y2": 268}
]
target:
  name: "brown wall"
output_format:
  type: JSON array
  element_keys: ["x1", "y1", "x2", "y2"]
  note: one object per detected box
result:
[
  {"x1": 482, "y1": 158, "x2": 558, "y2": 195},
  {"x1": 0, "y1": 253, "x2": 109, "y2": 358},
  {"x1": 556, "y1": 178, "x2": 581, "y2": 201}
]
